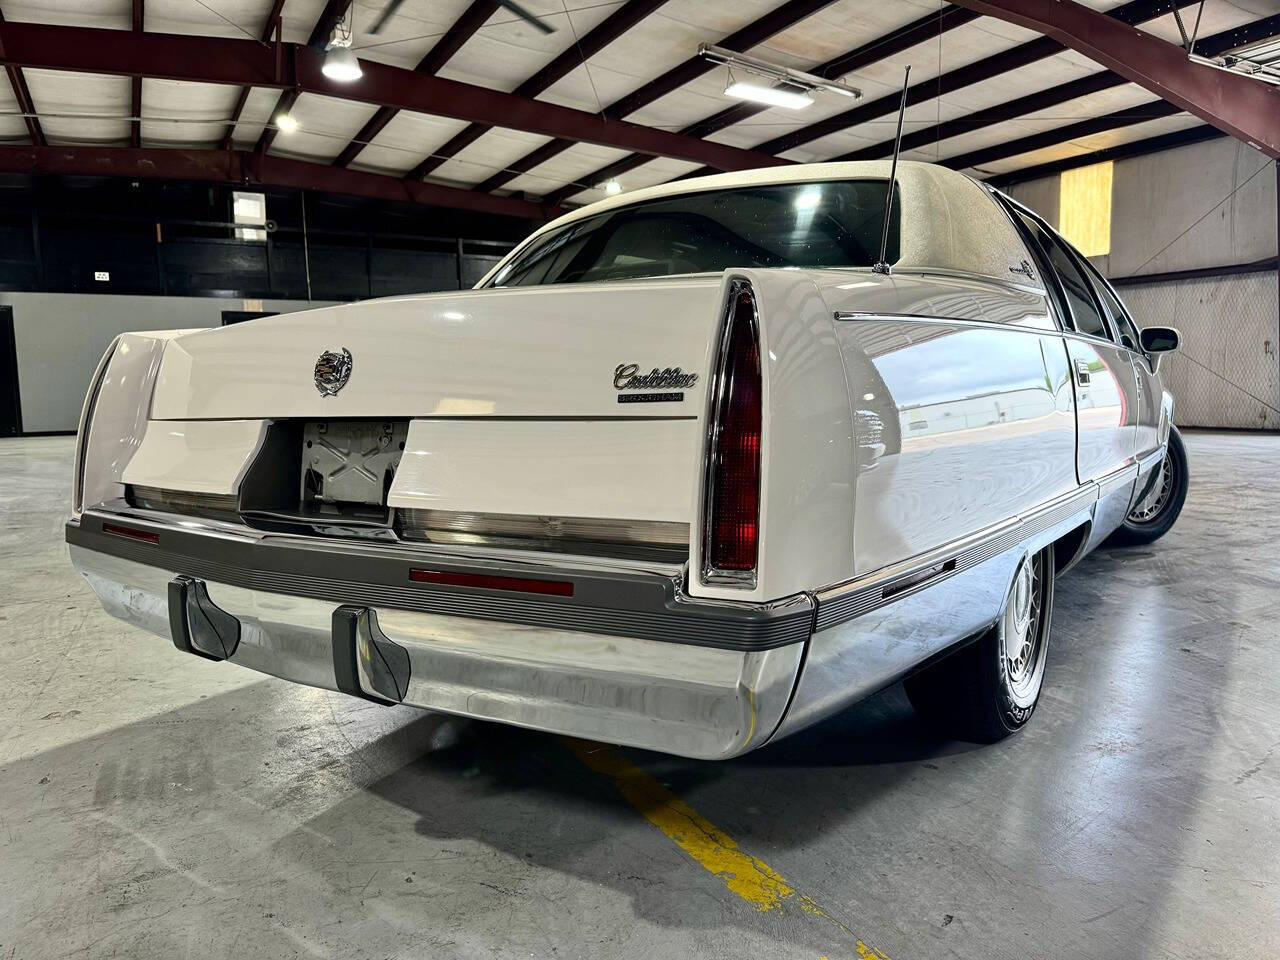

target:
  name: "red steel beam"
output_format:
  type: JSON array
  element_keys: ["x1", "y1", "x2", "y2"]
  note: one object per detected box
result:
[
  {"x1": 221, "y1": 0, "x2": 288, "y2": 149},
  {"x1": 0, "y1": 20, "x2": 785, "y2": 172},
  {"x1": 130, "y1": 0, "x2": 143, "y2": 148},
  {"x1": 333, "y1": 0, "x2": 499, "y2": 169},
  {"x1": 0, "y1": 144, "x2": 559, "y2": 219},
  {"x1": 0, "y1": 8, "x2": 44, "y2": 147},
  {"x1": 837, "y1": 12, "x2": 1280, "y2": 164},
  {"x1": 950, "y1": 0, "x2": 1280, "y2": 158}
]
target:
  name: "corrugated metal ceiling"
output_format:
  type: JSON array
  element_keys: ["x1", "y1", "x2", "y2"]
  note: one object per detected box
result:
[{"x1": 0, "y1": 0, "x2": 1272, "y2": 206}]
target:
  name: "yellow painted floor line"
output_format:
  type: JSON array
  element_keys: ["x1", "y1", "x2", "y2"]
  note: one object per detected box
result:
[{"x1": 564, "y1": 738, "x2": 892, "y2": 959}]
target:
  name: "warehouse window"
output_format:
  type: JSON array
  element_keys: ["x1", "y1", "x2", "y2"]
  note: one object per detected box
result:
[{"x1": 1058, "y1": 161, "x2": 1113, "y2": 257}]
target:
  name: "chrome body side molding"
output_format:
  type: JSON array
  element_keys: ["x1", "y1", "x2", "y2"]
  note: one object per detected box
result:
[
  {"x1": 773, "y1": 484, "x2": 1101, "y2": 744},
  {"x1": 812, "y1": 483, "x2": 1099, "y2": 632}
]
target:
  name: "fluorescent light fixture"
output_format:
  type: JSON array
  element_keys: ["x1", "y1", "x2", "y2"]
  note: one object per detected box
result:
[
  {"x1": 725, "y1": 79, "x2": 813, "y2": 110},
  {"x1": 699, "y1": 42, "x2": 861, "y2": 104},
  {"x1": 275, "y1": 112, "x2": 299, "y2": 134},
  {"x1": 322, "y1": 45, "x2": 363, "y2": 82},
  {"x1": 1189, "y1": 33, "x2": 1280, "y2": 85},
  {"x1": 602, "y1": 179, "x2": 623, "y2": 195}
]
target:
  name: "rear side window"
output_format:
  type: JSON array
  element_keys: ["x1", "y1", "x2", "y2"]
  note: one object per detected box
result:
[
  {"x1": 487, "y1": 180, "x2": 900, "y2": 287},
  {"x1": 1081, "y1": 259, "x2": 1142, "y2": 351},
  {"x1": 1041, "y1": 237, "x2": 1110, "y2": 339},
  {"x1": 1003, "y1": 202, "x2": 1110, "y2": 340}
]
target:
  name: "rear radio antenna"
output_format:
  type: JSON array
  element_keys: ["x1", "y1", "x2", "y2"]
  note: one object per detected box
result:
[{"x1": 873, "y1": 64, "x2": 911, "y2": 276}]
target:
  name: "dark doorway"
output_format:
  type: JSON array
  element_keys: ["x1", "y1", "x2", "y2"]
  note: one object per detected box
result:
[
  {"x1": 0, "y1": 306, "x2": 21, "y2": 437},
  {"x1": 222, "y1": 310, "x2": 278, "y2": 326}
]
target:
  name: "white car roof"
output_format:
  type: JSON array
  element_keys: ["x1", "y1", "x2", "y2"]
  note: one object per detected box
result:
[{"x1": 487, "y1": 161, "x2": 1037, "y2": 291}]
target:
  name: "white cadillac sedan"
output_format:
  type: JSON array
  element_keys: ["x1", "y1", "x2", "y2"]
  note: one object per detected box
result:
[{"x1": 66, "y1": 161, "x2": 1188, "y2": 760}]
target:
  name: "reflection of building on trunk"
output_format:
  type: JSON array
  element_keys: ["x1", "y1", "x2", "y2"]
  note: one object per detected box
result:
[{"x1": 901, "y1": 388, "x2": 1056, "y2": 439}]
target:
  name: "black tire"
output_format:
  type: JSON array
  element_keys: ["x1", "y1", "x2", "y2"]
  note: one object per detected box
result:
[
  {"x1": 905, "y1": 545, "x2": 1055, "y2": 743},
  {"x1": 1105, "y1": 425, "x2": 1189, "y2": 547}
]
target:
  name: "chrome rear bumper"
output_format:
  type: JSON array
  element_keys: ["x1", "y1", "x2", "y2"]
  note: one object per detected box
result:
[{"x1": 67, "y1": 511, "x2": 808, "y2": 760}]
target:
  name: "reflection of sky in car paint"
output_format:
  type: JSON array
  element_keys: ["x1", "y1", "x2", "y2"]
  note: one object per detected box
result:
[{"x1": 872, "y1": 329, "x2": 1054, "y2": 409}]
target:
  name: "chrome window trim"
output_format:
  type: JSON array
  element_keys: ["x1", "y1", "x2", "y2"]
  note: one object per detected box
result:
[
  {"x1": 1059, "y1": 328, "x2": 1131, "y2": 349},
  {"x1": 700, "y1": 276, "x2": 761, "y2": 589},
  {"x1": 834, "y1": 311, "x2": 1060, "y2": 336}
]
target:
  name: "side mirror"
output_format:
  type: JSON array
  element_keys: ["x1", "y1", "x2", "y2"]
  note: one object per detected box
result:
[{"x1": 1140, "y1": 326, "x2": 1180, "y2": 354}]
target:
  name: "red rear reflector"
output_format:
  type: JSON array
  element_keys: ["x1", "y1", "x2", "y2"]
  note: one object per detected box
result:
[
  {"x1": 409, "y1": 568, "x2": 574, "y2": 597},
  {"x1": 706, "y1": 283, "x2": 762, "y2": 577},
  {"x1": 103, "y1": 522, "x2": 160, "y2": 544}
]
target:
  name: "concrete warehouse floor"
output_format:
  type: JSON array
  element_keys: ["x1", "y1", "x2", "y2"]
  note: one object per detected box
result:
[{"x1": 1, "y1": 432, "x2": 1277, "y2": 960}]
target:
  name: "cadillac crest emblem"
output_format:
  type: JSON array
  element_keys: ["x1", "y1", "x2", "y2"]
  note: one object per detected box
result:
[{"x1": 314, "y1": 347, "x2": 353, "y2": 397}]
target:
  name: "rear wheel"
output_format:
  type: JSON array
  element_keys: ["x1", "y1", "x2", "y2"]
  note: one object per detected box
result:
[
  {"x1": 905, "y1": 544, "x2": 1054, "y2": 743},
  {"x1": 1105, "y1": 426, "x2": 1189, "y2": 547}
]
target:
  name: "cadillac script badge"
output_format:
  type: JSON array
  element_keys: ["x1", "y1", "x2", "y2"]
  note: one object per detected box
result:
[
  {"x1": 613, "y1": 363, "x2": 697, "y2": 404},
  {"x1": 613, "y1": 364, "x2": 698, "y2": 391},
  {"x1": 314, "y1": 348, "x2": 353, "y2": 397}
]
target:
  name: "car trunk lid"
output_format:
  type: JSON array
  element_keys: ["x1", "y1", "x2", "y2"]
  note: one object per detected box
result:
[{"x1": 149, "y1": 278, "x2": 723, "y2": 421}]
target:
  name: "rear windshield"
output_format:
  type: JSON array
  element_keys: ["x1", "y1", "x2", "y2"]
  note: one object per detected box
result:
[{"x1": 486, "y1": 179, "x2": 900, "y2": 287}]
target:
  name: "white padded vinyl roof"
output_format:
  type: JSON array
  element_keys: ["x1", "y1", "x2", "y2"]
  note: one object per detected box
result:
[{"x1": 489, "y1": 160, "x2": 1036, "y2": 285}]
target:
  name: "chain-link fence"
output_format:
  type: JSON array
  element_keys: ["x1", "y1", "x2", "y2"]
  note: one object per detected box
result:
[{"x1": 1121, "y1": 270, "x2": 1279, "y2": 430}]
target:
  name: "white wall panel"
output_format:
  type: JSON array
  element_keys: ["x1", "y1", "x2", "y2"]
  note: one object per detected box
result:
[
  {"x1": 1122, "y1": 272, "x2": 1279, "y2": 430},
  {"x1": 3, "y1": 293, "x2": 333, "y2": 433}
]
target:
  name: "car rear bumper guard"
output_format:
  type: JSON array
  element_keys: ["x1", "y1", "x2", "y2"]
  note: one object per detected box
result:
[{"x1": 68, "y1": 510, "x2": 810, "y2": 760}]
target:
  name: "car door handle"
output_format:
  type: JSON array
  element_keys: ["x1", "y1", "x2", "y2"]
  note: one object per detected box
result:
[{"x1": 1074, "y1": 359, "x2": 1092, "y2": 386}]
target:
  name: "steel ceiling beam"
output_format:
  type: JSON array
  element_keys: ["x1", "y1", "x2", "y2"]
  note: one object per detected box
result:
[
  {"x1": 943, "y1": 98, "x2": 1181, "y2": 172},
  {"x1": 0, "y1": 8, "x2": 44, "y2": 147},
  {"x1": 333, "y1": 0, "x2": 499, "y2": 169},
  {"x1": 130, "y1": 0, "x2": 143, "y2": 148},
  {"x1": 540, "y1": 4, "x2": 979, "y2": 206},
  {"x1": 836, "y1": 12, "x2": 1280, "y2": 164},
  {"x1": 256, "y1": 0, "x2": 354, "y2": 154},
  {"x1": 988, "y1": 123, "x2": 1224, "y2": 187},
  {"x1": 221, "y1": 0, "x2": 288, "y2": 150},
  {"x1": 949, "y1": 0, "x2": 1280, "y2": 158},
  {"x1": 469, "y1": 0, "x2": 838, "y2": 194},
  {"x1": 0, "y1": 145, "x2": 558, "y2": 220},
  {"x1": 405, "y1": 0, "x2": 671, "y2": 180},
  {"x1": 669, "y1": 0, "x2": 1193, "y2": 181},
  {"x1": 0, "y1": 20, "x2": 785, "y2": 173}
]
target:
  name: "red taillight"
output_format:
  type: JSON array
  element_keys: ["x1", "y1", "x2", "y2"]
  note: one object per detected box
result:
[{"x1": 704, "y1": 282, "x2": 762, "y2": 582}]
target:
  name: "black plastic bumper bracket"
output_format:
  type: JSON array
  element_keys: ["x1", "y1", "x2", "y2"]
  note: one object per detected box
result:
[
  {"x1": 168, "y1": 575, "x2": 241, "y2": 661},
  {"x1": 332, "y1": 605, "x2": 411, "y2": 705}
]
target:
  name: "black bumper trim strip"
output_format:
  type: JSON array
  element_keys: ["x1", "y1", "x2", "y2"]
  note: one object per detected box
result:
[{"x1": 69, "y1": 513, "x2": 812, "y2": 652}]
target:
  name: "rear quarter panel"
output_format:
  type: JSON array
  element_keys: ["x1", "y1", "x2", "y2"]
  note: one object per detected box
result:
[{"x1": 817, "y1": 271, "x2": 1078, "y2": 578}]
